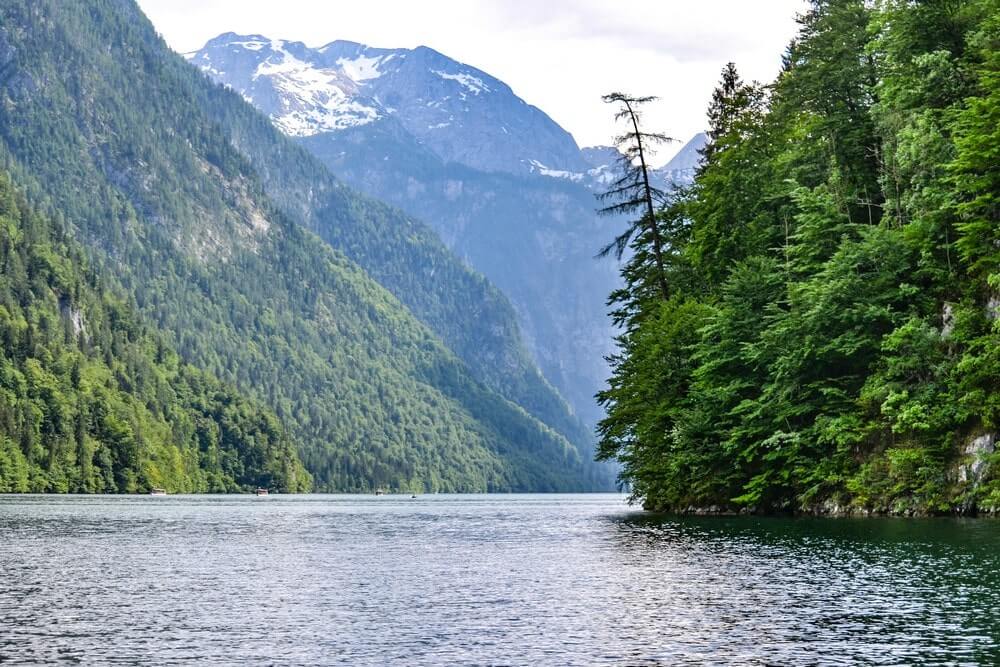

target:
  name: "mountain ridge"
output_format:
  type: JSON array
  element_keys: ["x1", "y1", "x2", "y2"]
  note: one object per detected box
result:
[
  {"x1": 194, "y1": 33, "x2": 655, "y2": 427},
  {"x1": 189, "y1": 33, "x2": 587, "y2": 176}
]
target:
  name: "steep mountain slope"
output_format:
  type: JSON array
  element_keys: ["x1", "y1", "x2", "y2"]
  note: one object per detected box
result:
[
  {"x1": 193, "y1": 34, "x2": 627, "y2": 426},
  {"x1": 0, "y1": 0, "x2": 608, "y2": 491},
  {"x1": 195, "y1": 78, "x2": 593, "y2": 452},
  {"x1": 298, "y1": 138, "x2": 622, "y2": 426},
  {"x1": 0, "y1": 172, "x2": 310, "y2": 493}
]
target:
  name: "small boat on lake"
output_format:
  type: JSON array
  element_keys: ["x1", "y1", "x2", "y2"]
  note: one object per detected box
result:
[
  {"x1": 149, "y1": 488, "x2": 167, "y2": 496},
  {"x1": 255, "y1": 488, "x2": 269, "y2": 496},
  {"x1": 375, "y1": 488, "x2": 386, "y2": 496}
]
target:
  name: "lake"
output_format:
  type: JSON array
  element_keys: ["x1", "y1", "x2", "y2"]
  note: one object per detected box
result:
[{"x1": 1, "y1": 494, "x2": 998, "y2": 665}]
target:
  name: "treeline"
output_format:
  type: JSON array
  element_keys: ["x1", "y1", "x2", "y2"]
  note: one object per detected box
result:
[
  {"x1": 598, "y1": 0, "x2": 1000, "y2": 513},
  {"x1": 0, "y1": 174, "x2": 311, "y2": 493}
]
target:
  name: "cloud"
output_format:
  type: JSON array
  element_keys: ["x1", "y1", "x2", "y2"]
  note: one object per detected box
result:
[
  {"x1": 478, "y1": 0, "x2": 803, "y2": 61},
  {"x1": 138, "y1": 0, "x2": 806, "y2": 154}
]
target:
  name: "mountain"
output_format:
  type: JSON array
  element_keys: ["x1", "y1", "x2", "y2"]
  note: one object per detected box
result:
[
  {"x1": 190, "y1": 35, "x2": 589, "y2": 177},
  {"x1": 651, "y1": 132, "x2": 707, "y2": 189},
  {"x1": 579, "y1": 132, "x2": 707, "y2": 194},
  {"x1": 289, "y1": 138, "x2": 622, "y2": 428},
  {"x1": 192, "y1": 33, "x2": 637, "y2": 427},
  {"x1": 0, "y1": 0, "x2": 611, "y2": 492},
  {"x1": 0, "y1": 172, "x2": 310, "y2": 493}
]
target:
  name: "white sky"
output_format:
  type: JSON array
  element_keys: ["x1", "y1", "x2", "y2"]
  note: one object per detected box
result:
[{"x1": 138, "y1": 0, "x2": 806, "y2": 164}]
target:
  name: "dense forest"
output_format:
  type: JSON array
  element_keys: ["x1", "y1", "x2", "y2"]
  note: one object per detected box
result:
[
  {"x1": 0, "y1": 0, "x2": 609, "y2": 492},
  {"x1": 598, "y1": 0, "x2": 1000, "y2": 514},
  {"x1": 200, "y1": 78, "x2": 599, "y2": 455},
  {"x1": 0, "y1": 173, "x2": 310, "y2": 493}
]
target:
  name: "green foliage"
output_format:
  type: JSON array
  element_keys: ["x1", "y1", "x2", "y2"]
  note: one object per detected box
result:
[
  {"x1": 599, "y1": 0, "x2": 1000, "y2": 513},
  {"x1": 0, "y1": 174, "x2": 310, "y2": 493},
  {"x1": 596, "y1": 297, "x2": 713, "y2": 507}
]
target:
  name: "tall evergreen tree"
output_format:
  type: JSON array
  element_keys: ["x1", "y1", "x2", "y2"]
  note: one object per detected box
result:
[{"x1": 597, "y1": 93, "x2": 674, "y2": 300}]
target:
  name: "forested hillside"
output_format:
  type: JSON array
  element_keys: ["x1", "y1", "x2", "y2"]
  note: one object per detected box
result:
[
  {"x1": 598, "y1": 0, "x2": 1000, "y2": 514},
  {"x1": 195, "y1": 79, "x2": 597, "y2": 452},
  {"x1": 0, "y1": 0, "x2": 607, "y2": 492},
  {"x1": 191, "y1": 34, "x2": 624, "y2": 429},
  {"x1": 0, "y1": 173, "x2": 310, "y2": 493}
]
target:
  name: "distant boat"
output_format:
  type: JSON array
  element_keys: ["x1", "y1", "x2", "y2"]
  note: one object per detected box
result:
[
  {"x1": 149, "y1": 488, "x2": 167, "y2": 496},
  {"x1": 375, "y1": 488, "x2": 386, "y2": 496},
  {"x1": 410, "y1": 495, "x2": 417, "y2": 499},
  {"x1": 255, "y1": 488, "x2": 269, "y2": 496}
]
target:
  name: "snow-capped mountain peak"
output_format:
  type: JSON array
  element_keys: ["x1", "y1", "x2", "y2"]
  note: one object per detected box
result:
[
  {"x1": 188, "y1": 34, "x2": 382, "y2": 137},
  {"x1": 191, "y1": 33, "x2": 587, "y2": 175}
]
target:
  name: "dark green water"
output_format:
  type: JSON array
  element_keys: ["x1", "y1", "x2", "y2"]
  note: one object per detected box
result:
[{"x1": 1, "y1": 494, "x2": 998, "y2": 665}]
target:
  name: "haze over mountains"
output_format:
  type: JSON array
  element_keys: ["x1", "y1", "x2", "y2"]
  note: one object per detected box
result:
[{"x1": 191, "y1": 33, "x2": 705, "y2": 426}]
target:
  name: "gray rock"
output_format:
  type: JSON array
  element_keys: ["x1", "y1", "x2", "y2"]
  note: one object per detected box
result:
[
  {"x1": 942, "y1": 301, "x2": 956, "y2": 337},
  {"x1": 957, "y1": 433, "x2": 997, "y2": 486}
]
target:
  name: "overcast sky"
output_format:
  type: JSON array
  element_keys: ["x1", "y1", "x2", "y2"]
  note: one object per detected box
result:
[{"x1": 138, "y1": 0, "x2": 806, "y2": 163}]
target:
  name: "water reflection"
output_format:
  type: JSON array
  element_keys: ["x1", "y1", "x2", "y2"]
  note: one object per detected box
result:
[
  {"x1": 605, "y1": 513, "x2": 1000, "y2": 664},
  {"x1": 0, "y1": 494, "x2": 998, "y2": 665}
]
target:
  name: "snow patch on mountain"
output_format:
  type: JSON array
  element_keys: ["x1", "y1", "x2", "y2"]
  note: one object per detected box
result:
[
  {"x1": 337, "y1": 53, "x2": 391, "y2": 82},
  {"x1": 230, "y1": 39, "x2": 267, "y2": 51},
  {"x1": 248, "y1": 40, "x2": 380, "y2": 135},
  {"x1": 432, "y1": 69, "x2": 491, "y2": 95},
  {"x1": 587, "y1": 164, "x2": 618, "y2": 186},
  {"x1": 525, "y1": 158, "x2": 620, "y2": 188},
  {"x1": 194, "y1": 33, "x2": 591, "y2": 175},
  {"x1": 528, "y1": 159, "x2": 585, "y2": 182}
]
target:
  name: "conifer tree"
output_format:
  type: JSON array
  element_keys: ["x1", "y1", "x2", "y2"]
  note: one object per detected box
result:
[{"x1": 597, "y1": 93, "x2": 673, "y2": 300}]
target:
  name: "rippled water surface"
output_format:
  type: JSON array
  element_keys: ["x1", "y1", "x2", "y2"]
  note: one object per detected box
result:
[{"x1": 2, "y1": 494, "x2": 1000, "y2": 665}]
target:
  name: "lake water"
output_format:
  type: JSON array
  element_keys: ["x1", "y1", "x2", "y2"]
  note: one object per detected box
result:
[{"x1": 1, "y1": 494, "x2": 999, "y2": 665}]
